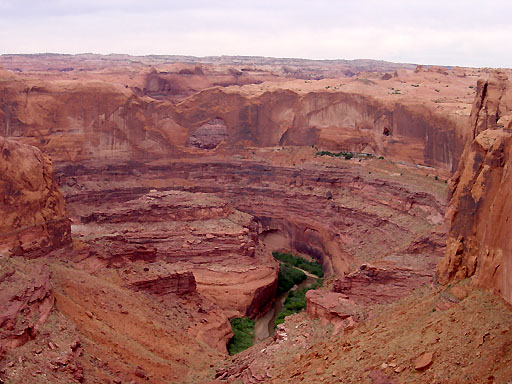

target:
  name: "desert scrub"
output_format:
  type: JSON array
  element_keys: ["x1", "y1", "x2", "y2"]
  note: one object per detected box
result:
[
  {"x1": 276, "y1": 263, "x2": 307, "y2": 296},
  {"x1": 315, "y1": 150, "x2": 353, "y2": 159},
  {"x1": 275, "y1": 278, "x2": 324, "y2": 326},
  {"x1": 273, "y1": 251, "x2": 323, "y2": 278},
  {"x1": 315, "y1": 150, "x2": 372, "y2": 160},
  {"x1": 227, "y1": 318, "x2": 255, "y2": 355}
]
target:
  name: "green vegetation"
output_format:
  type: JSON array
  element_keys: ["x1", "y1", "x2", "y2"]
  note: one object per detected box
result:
[
  {"x1": 275, "y1": 278, "x2": 324, "y2": 327},
  {"x1": 272, "y1": 251, "x2": 326, "y2": 327},
  {"x1": 276, "y1": 263, "x2": 306, "y2": 296},
  {"x1": 227, "y1": 318, "x2": 255, "y2": 355},
  {"x1": 315, "y1": 150, "x2": 361, "y2": 160},
  {"x1": 273, "y1": 252, "x2": 323, "y2": 278},
  {"x1": 316, "y1": 150, "x2": 350, "y2": 158}
]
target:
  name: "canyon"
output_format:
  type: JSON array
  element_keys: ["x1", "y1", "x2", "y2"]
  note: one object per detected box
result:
[{"x1": 0, "y1": 54, "x2": 511, "y2": 384}]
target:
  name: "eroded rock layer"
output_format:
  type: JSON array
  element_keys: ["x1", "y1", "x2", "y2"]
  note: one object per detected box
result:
[
  {"x1": 174, "y1": 86, "x2": 464, "y2": 170},
  {"x1": 56, "y1": 154, "x2": 447, "y2": 277},
  {"x1": 67, "y1": 188, "x2": 277, "y2": 319},
  {"x1": 49, "y1": 149, "x2": 449, "y2": 354}
]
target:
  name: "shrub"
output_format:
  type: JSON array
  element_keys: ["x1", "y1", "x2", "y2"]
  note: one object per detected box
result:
[
  {"x1": 315, "y1": 149, "x2": 377, "y2": 161},
  {"x1": 276, "y1": 263, "x2": 307, "y2": 296},
  {"x1": 227, "y1": 318, "x2": 255, "y2": 355},
  {"x1": 273, "y1": 252, "x2": 323, "y2": 278}
]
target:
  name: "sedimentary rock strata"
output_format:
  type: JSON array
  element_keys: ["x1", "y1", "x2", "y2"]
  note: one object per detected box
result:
[
  {"x1": 66, "y1": 188, "x2": 277, "y2": 318},
  {"x1": 127, "y1": 271, "x2": 197, "y2": 296}
]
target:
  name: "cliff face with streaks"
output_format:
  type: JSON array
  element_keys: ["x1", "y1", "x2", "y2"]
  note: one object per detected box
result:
[
  {"x1": 438, "y1": 71, "x2": 512, "y2": 304},
  {"x1": 175, "y1": 87, "x2": 463, "y2": 171},
  {"x1": 0, "y1": 62, "x2": 473, "y2": 171}
]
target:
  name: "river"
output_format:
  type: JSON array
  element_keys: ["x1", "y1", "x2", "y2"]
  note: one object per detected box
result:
[{"x1": 253, "y1": 272, "x2": 315, "y2": 342}]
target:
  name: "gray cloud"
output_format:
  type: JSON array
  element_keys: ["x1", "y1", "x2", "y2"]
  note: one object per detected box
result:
[{"x1": 0, "y1": 0, "x2": 510, "y2": 67}]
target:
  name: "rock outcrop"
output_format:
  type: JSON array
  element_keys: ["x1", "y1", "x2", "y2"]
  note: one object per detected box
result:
[
  {"x1": 0, "y1": 263, "x2": 54, "y2": 359},
  {"x1": 305, "y1": 290, "x2": 360, "y2": 333},
  {"x1": 127, "y1": 271, "x2": 197, "y2": 296},
  {"x1": 307, "y1": 260, "x2": 438, "y2": 331},
  {"x1": 0, "y1": 137, "x2": 71, "y2": 257},
  {"x1": 438, "y1": 71, "x2": 512, "y2": 304},
  {"x1": 332, "y1": 264, "x2": 432, "y2": 305}
]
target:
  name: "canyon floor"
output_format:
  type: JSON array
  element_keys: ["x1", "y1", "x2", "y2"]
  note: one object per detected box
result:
[{"x1": 1, "y1": 55, "x2": 512, "y2": 383}]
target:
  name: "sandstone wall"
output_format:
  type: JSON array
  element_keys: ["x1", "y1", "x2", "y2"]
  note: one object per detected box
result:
[
  {"x1": 438, "y1": 71, "x2": 512, "y2": 304},
  {"x1": 175, "y1": 88, "x2": 463, "y2": 171},
  {"x1": 1, "y1": 72, "x2": 464, "y2": 171}
]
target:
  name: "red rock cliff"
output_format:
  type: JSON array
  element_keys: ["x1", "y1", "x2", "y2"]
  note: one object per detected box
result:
[
  {"x1": 438, "y1": 71, "x2": 512, "y2": 304},
  {"x1": 0, "y1": 69, "x2": 467, "y2": 171},
  {"x1": 0, "y1": 136, "x2": 71, "y2": 256},
  {"x1": 175, "y1": 87, "x2": 463, "y2": 171}
]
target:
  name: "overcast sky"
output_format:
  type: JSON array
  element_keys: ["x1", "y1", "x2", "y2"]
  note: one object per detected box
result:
[{"x1": 0, "y1": 0, "x2": 510, "y2": 67}]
